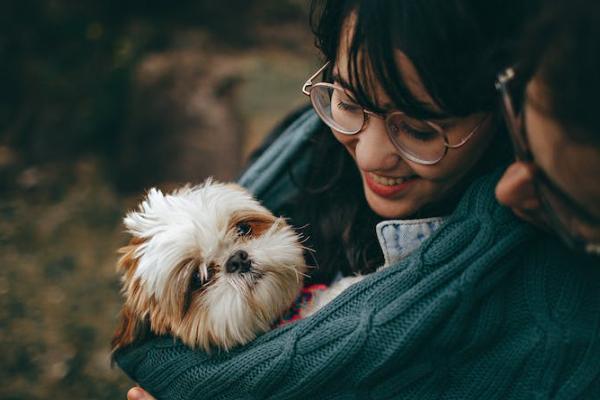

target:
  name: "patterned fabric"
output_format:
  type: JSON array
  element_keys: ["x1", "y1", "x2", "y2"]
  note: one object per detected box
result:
[
  {"x1": 295, "y1": 218, "x2": 447, "y2": 319},
  {"x1": 376, "y1": 217, "x2": 447, "y2": 266},
  {"x1": 277, "y1": 284, "x2": 329, "y2": 326}
]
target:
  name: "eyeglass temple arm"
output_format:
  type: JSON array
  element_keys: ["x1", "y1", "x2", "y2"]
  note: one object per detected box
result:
[
  {"x1": 495, "y1": 67, "x2": 531, "y2": 161},
  {"x1": 446, "y1": 66, "x2": 516, "y2": 150},
  {"x1": 495, "y1": 69, "x2": 518, "y2": 131},
  {"x1": 445, "y1": 114, "x2": 490, "y2": 149},
  {"x1": 302, "y1": 61, "x2": 331, "y2": 96}
]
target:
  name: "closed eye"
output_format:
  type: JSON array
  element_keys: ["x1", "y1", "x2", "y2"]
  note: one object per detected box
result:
[
  {"x1": 337, "y1": 101, "x2": 361, "y2": 112},
  {"x1": 389, "y1": 120, "x2": 438, "y2": 142}
]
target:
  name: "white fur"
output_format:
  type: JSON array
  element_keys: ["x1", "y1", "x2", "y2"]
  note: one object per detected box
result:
[
  {"x1": 118, "y1": 179, "x2": 307, "y2": 350},
  {"x1": 301, "y1": 275, "x2": 365, "y2": 317},
  {"x1": 124, "y1": 180, "x2": 269, "y2": 298}
]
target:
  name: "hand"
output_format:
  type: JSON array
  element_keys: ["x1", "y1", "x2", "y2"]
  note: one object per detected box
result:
[{"x1": 127, "y1": 387, "x2": 156, "y2": 400}]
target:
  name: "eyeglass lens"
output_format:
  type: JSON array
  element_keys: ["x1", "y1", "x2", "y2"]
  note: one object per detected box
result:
[{"x1": 311, "y1": 85, "x2": 445, "y2": 162}]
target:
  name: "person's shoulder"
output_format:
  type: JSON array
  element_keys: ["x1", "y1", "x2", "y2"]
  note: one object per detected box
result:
[
  {"x1": 513, "y1": 236, "x2": 600, "y2": 394},
  {"x1": 243, "y1": 104, "x2": 314, "y2": 168},
  {"x1": 520, "y1": 234, "x2": 600, "y2": 311},
  {"x1": 237, "y1": 106, "x2": 321, "y2": 211}
]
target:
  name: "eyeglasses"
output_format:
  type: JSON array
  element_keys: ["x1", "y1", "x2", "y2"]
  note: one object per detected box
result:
[
  {"x1": 302, "y1": 62, "x2": 487, "y2": 165},
  {"x1": 495, "y1": 66, "x2": 600, "y2": 255}
]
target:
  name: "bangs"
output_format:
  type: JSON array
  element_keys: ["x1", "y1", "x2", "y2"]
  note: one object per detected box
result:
[
  {"x1": 346, "y1": 29, "x2": 450, "y2": 119},
  {"x1": 346, "y1": 1, "x2": 451, "y2": 119},
  {"x1": 311, "y1": 0, "x2": 424, "y2": 116},
  {"x1": 311, "y1": 0, "x2": 534, "y2": 121}
]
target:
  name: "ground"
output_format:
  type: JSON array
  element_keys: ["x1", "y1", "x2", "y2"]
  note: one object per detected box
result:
[{"x1": 0, "y1": 11, "x2": 317, "y2": 398}]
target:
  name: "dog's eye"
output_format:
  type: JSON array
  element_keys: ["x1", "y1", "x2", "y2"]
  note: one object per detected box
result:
[
  {"x1": 190, "y1": 271, "x2": 203, "y2": 291},
  {"x1": 189, "y1": 267, "x2": 214, "y2": 292},
  {"x1": 236, "y1": 222, "x2": 252, "y2": 236}
]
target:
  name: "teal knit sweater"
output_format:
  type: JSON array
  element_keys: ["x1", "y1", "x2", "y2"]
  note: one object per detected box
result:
[{"x1": 115, "y1": 111, "x2": 600, "y2": 399}]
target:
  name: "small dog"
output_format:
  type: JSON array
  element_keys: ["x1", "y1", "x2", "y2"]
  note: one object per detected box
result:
[{"x1": 111, "y1": 180, "x2": 307, "y2": 352}]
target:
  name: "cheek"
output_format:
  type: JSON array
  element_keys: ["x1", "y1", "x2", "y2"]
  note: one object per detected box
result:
[{"x1": 331, "y1": 129, "x2": 357, "y2": 157}]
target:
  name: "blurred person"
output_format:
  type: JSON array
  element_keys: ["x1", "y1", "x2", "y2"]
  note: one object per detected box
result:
[
  {"x1": 495, "y1": 0, "x2": 600, "y2": 255},
  {"x1": 118, "y1": 0, "x2": 600, "y2": 399}
]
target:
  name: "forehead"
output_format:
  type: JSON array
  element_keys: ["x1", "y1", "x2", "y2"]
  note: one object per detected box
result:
[{"x1": 335, "y1": 17, "x2": 441, "y2": 113}]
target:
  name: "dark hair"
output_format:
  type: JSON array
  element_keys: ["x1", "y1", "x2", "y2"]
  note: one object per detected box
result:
[
  {"x1": 519, "y1": 0, "x2": 600, "y2": 145},
  {"x1": 283, "y1": 0, "x2": 539, "y2": 283},
  {"x1": 311, "y1": 0, "x2": 541, "y2": 118}
]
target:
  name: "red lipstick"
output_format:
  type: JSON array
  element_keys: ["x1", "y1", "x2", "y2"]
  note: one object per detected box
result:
[{"x1": 364, "y1": 173, "x2": 418, "y2": 198}]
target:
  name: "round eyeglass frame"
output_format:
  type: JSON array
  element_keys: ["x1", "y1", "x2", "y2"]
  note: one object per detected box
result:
[{"x1": 302, "y1": 61, "x2": 488, "y2": 166}]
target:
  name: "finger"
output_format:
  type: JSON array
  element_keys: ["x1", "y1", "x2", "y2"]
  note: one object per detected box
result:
[{"x1": 127, "y1": 387, "x2": 156, "y2": 400}]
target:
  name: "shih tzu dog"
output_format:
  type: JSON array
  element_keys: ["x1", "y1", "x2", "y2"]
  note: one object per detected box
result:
[{"x1": 111, "y1": 179, "x2": 307, "y2": 352}]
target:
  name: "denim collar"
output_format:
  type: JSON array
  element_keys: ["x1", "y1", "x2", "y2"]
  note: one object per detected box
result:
[{"x1": 376, "y1": 217, "x2": 447, "y2": 266}]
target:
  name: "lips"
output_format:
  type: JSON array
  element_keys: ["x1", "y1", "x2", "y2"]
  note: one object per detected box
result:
[{"x1": 364, "y1": 172, "x2": 419, "y2": 198}]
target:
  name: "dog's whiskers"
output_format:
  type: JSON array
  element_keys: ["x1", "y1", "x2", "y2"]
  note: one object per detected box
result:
[{"x1": 114, "y1": 179, "x2": 308, "y2": 353}]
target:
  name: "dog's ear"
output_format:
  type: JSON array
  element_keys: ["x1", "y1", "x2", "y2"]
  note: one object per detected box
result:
[
  {"x1": 112, "y1": 236, "x2": 150, "y2": 359},
  {"x1": 117, "y1": 236, "x2": 145, "y2": 276},
  {"x1": 111, "y1": 305, "x2": 151, "y2": 354}
]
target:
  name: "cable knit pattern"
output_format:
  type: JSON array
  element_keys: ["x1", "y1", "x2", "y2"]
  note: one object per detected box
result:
[{"x1": 114, "y1": 111, "x2": 600, "y2": 399}]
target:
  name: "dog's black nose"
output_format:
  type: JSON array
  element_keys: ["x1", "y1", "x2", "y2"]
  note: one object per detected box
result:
[{"x1": 225, "y1": 250, "x2": 251, "y2": 273}]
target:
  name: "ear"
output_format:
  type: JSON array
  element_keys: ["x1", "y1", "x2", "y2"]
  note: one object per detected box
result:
[
  {"x1": 116, "y1": 236, "x2": 145, "y2": 277},
  {"x1": 112, "y1": 237, "x2": 150, "y2": 357},
  {"x1": 111, "y1": 305, "x2": 151, "y2": 353}
]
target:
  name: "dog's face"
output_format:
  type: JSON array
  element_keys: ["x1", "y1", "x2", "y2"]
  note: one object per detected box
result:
[{"x1": 112, "y1": 180, "x2": 306, "y2": 352}]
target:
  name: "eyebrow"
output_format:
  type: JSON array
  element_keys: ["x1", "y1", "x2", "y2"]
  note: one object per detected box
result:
[{"x1": 331, "y1": 71, "x2": 455, "y2": 125}]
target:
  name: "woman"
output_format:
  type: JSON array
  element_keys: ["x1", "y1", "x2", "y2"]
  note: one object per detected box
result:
[{"x1": 120, "y1": 1, "x2": 600, "y2": 399}]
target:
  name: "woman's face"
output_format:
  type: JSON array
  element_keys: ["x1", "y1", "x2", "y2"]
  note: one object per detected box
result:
[{"x1": 331, "y1": 50, "x2": 495, "y2": 219}]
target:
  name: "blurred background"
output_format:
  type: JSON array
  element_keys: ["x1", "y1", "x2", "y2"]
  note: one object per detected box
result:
[{"x1": 0, "y1": 1, "x2": 318, "y2": 398}]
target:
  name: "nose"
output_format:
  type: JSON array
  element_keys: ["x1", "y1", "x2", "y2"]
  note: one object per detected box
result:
[
  {"x1": 495, "y1": 161, "x2": 539, "y2": 209},
  {"x1": 353, "y1": 116, "x2": 401, "y2": 171},
  {"x1": 225, "y1": 250, "x2": 251, "y2": 273}
]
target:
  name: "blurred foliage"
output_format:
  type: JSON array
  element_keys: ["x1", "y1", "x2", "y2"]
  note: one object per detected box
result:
[
  {"x1": 0, "y1": 1, "x2": 316, "y2": 399},
  {"x1": 0, "y1": 0, "x2": 309, "y2": 165},
  {"x1": 0, "y1": 159, "x2": 134, "y2": 399}
]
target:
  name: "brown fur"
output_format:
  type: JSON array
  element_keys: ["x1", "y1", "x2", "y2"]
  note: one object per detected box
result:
[
  {"x1": 228, "y1": 210, "x2": 277, "y2": 238},
  {"x1": 111, "y1": 184, "x2": 306, "y2": 355},
  {"x1": 112, "y1": 239, "x2": 154, "y2": 352}
]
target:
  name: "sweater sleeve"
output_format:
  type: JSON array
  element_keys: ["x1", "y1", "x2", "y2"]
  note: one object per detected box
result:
[{"x1": 114, "y1": 174, "x2": 549, "y2": 400}]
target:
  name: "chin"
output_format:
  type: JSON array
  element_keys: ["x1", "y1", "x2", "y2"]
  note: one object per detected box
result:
[{"x1": 111, "y1": 179, "x2": 306, "y2": 353}]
